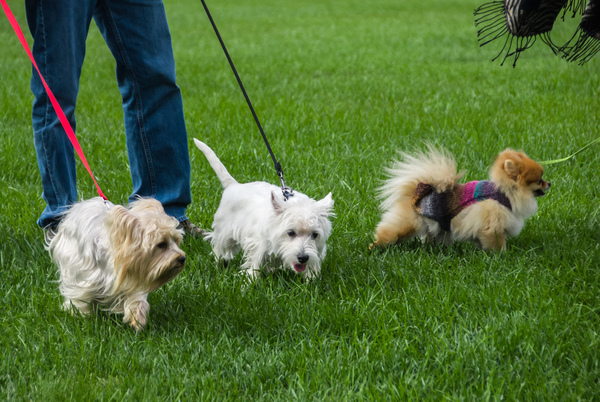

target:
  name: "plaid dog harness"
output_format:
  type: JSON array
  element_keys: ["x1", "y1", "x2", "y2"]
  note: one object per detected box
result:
[
  {"x1": 412, "y1": 180, "x2": 512, "y2": 232},
  {"x1": 474, "y1": 0, "x2": 600, "y2": 65}
]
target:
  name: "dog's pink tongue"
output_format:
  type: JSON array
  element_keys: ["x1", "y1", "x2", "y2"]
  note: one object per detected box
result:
[{"x1": 294, "y1": 264, "x2": 306, "y2": 273}]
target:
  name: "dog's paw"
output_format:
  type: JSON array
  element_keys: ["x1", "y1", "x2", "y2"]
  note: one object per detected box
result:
[
  {"x1": 125, "y1": 300, "x2": 150, "y2": 332},
  {"x1": 302, "y1": 266, "x2": 320, "y2": 282},
  {"x1": 245, "y1": 267, "x2": 261, "y2": 282},
  {"x1": 63, "y1": 300, "x2": 93, "y2": 317},
  {"x1": 128, "y1": 310, "x2": 148, "y2": 332},
  {"x1": 368, "y1": 240, "x2": 384, "y2": 251}
]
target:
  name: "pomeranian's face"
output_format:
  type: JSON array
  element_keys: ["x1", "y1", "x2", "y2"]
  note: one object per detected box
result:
[
  {"x1": 519, "y1": 162, "x2": 550, "y2": 197},
  {"x1": 491, "y1": 149, "x2": 551, "y2": 196}
]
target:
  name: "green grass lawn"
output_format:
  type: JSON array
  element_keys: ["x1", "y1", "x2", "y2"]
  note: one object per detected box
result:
[{"x1": 1, "y1": 0, "x2": 599, "y2": 399}]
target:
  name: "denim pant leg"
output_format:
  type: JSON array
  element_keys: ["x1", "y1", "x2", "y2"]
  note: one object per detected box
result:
[
  {"x1": 25, "y1": 0, "x2": 96, "y2": 228},
  {"x1": 93, "y1": 0, "x2": 191, "y2": 222}
]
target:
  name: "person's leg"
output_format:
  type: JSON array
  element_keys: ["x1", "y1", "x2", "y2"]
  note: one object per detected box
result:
[
  {"x1": 25, "y1": 0, "x2": 96, "y2": 228},
  {"x1": 92, "y1": 0, "x2": 191, "y2": 222}
]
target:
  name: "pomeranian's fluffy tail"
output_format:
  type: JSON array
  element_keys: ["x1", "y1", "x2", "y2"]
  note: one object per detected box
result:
[
  {"x1": 378, "y1": 145, "x2": 463, "y2": 211},
  {"x1": 194, "y1": 139, "x2": 238, "y2": 189}
]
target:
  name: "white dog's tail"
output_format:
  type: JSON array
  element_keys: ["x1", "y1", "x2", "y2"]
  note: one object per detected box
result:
[
  {"x1": 194, "y1": 138, "x2": 238, "y2": 188},
  {"x1": 378, "y1": 144, "x2": 463, "y2": 211}
]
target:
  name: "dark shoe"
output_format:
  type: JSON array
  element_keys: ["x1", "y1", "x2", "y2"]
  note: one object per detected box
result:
[
  {"x1": 178, "y1": 219, "x2": 205, "y2": 239},
  {"x1": 44, "y1": 224, "x2": 59, "y2": 244}
]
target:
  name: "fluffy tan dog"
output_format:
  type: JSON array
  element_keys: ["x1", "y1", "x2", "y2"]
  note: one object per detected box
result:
[
  {"x1": 47, "y1": 197, "x2": 186, "y2": 331},
  {"x1": 371, "y1": 146, "x2": 550, "y2": 251}
]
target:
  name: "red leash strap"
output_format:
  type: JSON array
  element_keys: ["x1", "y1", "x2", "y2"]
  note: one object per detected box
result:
[{"x1": 1, "y1": 0, "x2": 107, "y2": 200}]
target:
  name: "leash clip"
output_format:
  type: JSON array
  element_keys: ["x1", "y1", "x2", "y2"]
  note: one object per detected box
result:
[{"x1": 278, "y1": 171, "x2": 294, "y2": 201}]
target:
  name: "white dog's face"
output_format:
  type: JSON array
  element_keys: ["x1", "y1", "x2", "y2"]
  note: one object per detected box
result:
[{"x1": 270, "y1": 192, "x2": 333, "y2": 277}]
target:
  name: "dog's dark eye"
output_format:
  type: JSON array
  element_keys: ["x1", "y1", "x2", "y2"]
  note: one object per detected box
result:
[
  {"x1": 311, "y1": 232, "x2": 319, "y2": 239},
  {"x1": 287, "y1": 230, "x2": 296, "y2": 238},
  {"x1": 538, "y1": 179, "x2": 543, "y2": 184},
  {"x1": 157, "y1": 241, "x2": 168, "y2": 249}
]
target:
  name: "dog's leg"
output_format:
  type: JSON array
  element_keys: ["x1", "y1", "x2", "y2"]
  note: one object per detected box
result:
[
  {"x1": 370, "y1": 210, "x2": 417, "y2": 249},
  {"x1": 303, "y1": 264, "x2": 320, "y2": 282},
  {"x1": 212, "y1": 236, "x2": 240, "y2": 263},
  {"x1": 241, "y1": 250, "x2": 266, "y2": 282},
  {"x1": 479, "y1": 231, "x2": 506, "y2": 252},
  {"x1": 63, "y1": 298, "x2": 93, "y2": 316},
  {"x1": 239, "y1": 245, "x2": 268, "y2": 282},
  {"x1": 241, "y1": 261, "x2": 262, "y2": 282},
  {"x1": 123, "y1": 295, "x2": 150, "y2": 331}
]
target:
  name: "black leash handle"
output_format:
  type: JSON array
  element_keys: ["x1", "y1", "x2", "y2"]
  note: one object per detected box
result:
[{"x1": 199, "y1": 0, "x2": 293, "y2": 200}]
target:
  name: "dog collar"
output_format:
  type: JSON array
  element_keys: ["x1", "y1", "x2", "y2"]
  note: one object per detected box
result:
[{"x1": 282, "y1": 186, "x2": 294, "y2": 201}]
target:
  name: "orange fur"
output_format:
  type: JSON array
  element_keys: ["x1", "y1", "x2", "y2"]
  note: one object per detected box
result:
[{"x1": 372, "y1": 147, "x2": 550, "y2": 251}]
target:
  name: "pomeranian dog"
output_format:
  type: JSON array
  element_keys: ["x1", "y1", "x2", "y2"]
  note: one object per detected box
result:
[{"x1": 370, "y1": 146, "x2": 550, "y2": 251}]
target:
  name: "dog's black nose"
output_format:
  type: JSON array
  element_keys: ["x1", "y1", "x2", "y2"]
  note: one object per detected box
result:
[
  {"x1": 298, "y1": 254, "x2": 309, "y2": 264},
  {"x1": 177, "y1": 256, "x2": 187, "y2": 265}
]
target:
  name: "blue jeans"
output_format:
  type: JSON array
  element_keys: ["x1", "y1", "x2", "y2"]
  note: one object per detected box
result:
[{"x1": 25, "y1": 0, "x2": 191, "y2": 228}]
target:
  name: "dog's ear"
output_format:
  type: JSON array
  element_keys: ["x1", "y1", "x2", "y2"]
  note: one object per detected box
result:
[
  {"x1": 271, "y1": 191, "x2": 286, "y2": 214},
  {"x1": 504, "y1": 159, "x2": 520, "y2": 180},
  {"x1": 130, "y1": 197, "x2": 165, "y2": 214},
  {"x1": 106, "y1": 205, "x2": 142, "y2": 247},
  {"x1": 316, "y1": 192, "x2": 334, "y2": 217},
  {"x1": 106, "y1": 205, "x2": 144, "y2": 289}
]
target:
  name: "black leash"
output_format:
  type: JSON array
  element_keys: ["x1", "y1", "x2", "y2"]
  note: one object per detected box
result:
[{"x1": 199, "y1": 0, "x2": 294, "y2": 200}]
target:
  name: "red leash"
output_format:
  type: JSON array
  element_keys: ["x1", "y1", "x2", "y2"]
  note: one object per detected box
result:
[{"x1": 1, "y1": 0, "x2": 107, "y2": 200}]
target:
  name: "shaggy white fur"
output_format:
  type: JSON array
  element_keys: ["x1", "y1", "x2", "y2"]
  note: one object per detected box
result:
[{"x1": 194, "y1": 139, "x2": 334, "y2": 282}]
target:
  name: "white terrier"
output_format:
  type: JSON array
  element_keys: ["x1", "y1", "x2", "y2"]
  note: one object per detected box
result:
[
  {"x1": 47, "y1": 197, "x2": 186, "y2": 331},
  {"x1": 194, "y1": 139, "x2": 334, "y2": 282}
]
